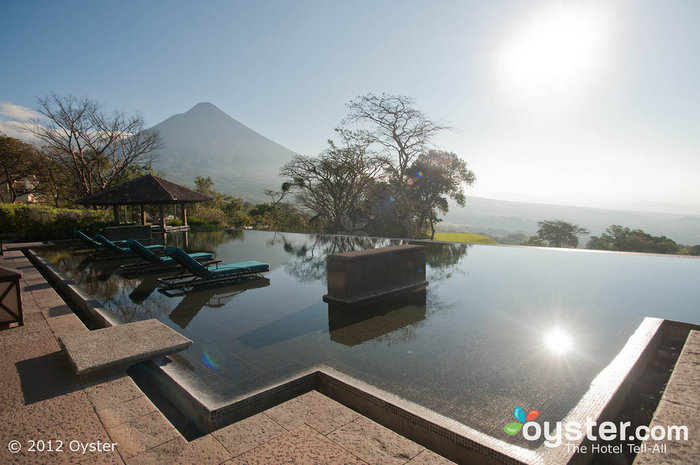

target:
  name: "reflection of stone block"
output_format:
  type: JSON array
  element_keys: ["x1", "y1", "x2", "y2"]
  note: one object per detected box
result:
[
  {"x1": 324, "y1": 245, "x2": 428, "y2": 305},
  {"x1": 328, "y1": 290, "x2": 427, "y2": 346}
]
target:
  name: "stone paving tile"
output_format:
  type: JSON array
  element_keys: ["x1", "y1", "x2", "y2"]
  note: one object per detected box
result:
[
  {"x1": 264, "y1": 390, "x2": 360, "y2": 435},
  {"x1": 125, "y1": 435, "x2": 232, "y2": 465},
  {"x1": 0, "y1": 324, "x2": 52, "y2": 348},
  {"x1": 2, "y1": 389, "x2": 96, "y2": 430},
  {"x1": 0, "y1": 404, "x2": 119, "y2": 465},
  {"x1": 223, "y1": 424, "x2": 369, "y2": 465},
  {"x1": 44, "y1": 311, "x2": 91, "y2": 340},
  {"x1": 406, "y1": 449, "x2": 456, "y2": 464},
  {"x1": 2, "y1": 328, "x2": 57, "y2": 354},
  {"x1": 327, "y1": 416, "x2": 425, "y2": 465},
  {"x1": 212, "y1": 411, "x2": 287, "y2": 457},
  {"x1": 84, "y1": 375, "x2": 146, "y2": 406},
  {"x1": 106, "y1": 410, "x2": 181, "y2": 458},
  {"x1": 21, "y1": 312, "x2": 46, "y2": 325},
  {"x1": 93, "y1": 393, "x2": 161, "y2": 428}
]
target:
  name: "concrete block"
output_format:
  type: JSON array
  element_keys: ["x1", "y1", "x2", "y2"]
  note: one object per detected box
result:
[{"x1": 324, "y1": 245, "x2": 428, "y2": 305}]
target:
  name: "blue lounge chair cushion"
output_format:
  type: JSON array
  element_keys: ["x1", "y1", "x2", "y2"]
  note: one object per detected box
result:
[
  {"x1": 165, "y1": 247, "x2": 268, "y2": 279},
  {"x1": 127, "y1": 240, "x2": 212, "y2": 265},
  {"x1": 209, "y1": 261, "x2": 270, "y2": 277},
  {"x1": 96, "y1": 234, "x2": 164, "y2": 254}
]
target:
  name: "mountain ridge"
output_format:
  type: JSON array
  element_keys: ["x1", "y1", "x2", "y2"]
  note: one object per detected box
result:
[{"x1": 150, "y1": 102, "x2": 296, "y2": 201}]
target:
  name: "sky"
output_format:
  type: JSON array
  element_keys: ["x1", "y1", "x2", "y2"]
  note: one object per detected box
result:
[{"x1": 1, "y1": 0, "x2": 699, "y2": 213}]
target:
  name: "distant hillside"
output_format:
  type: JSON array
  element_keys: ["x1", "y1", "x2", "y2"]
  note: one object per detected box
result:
[
  {"x1": 442, "y1": 197, "x2": 700, "y2": 245},
  {"x1": 150, "y1": 102, "x2": 297, "y2": 201}
]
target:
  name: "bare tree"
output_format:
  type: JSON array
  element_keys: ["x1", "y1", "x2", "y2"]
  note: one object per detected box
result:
[
  {"x1": 281, "y1": 134, "x2": 385, "y2": 234},
  {"x1": 342, "y1": 93, "x2": 448, "y2": 237},
  {"x1": 25, "y1": 94, "x2": 161, "y2": 199},
  {"x1": 343, "y1": 93, "x2": 448, "y2": 181}
]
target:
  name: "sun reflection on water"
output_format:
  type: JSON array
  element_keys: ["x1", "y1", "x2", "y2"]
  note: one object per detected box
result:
[{"x1": 543, "y1": 327, "x2": 573, "y2": 355}]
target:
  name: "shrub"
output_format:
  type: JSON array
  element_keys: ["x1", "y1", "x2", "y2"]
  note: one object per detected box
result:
[{"x1": 0, "y1": 204, "x2": 111, "y2": 241}]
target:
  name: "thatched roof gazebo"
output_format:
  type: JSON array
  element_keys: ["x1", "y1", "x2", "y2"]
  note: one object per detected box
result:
[{"x1": 78, "y1": 175, "x2": 213, "y2": 230}]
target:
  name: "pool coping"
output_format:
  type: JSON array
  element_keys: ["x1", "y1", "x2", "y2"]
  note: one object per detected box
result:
[{"x1": 25, "y1": 246, "x2": 698, "y2": 464}]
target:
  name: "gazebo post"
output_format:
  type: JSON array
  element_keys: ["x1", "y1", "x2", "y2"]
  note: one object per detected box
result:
[
  {"x1": 159, "y1": 204, "x2": 166, "y2": 230},
  {"x1": 182, "y1": 203, "x2": 188, "y2": 227},
  {"x1": 113, "y1": 205, "x2": 120, "y2": 224},
  {"x1": 140, "y1": 205, "x2": 146, "y2": 225}
]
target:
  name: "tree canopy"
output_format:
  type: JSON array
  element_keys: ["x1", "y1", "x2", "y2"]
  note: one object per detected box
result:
[
  {"x1": 534, "y1": 220, "x2": 589, "y2": 248},
  {"x1": 281, "y1": 135, "x2": 385, "y2": 234},
  {"x1": 24, "y1": 94, "x2": 161, "y2": 199},
  {"x1": 406, "y1": 150, "x2": 476, "y2": 239},
  {"x1": 341, "y1": 93, "x2": 454, "y2": 237},
  {"x1": 587, "y1": 225, "x2": 680, "y2": 254},
  {"x1": 0, "y1": 134, "x2": 41, "y2": 203}
]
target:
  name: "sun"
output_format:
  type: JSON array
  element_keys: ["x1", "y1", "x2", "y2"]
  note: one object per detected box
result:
[{"x1": 496, "y1": 4, "x2": 611, "y2": 98}]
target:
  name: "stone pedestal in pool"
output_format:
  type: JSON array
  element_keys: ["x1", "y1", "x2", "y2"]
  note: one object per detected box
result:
[{"x1": 323, "y1": 244, "x2": 428, "y2": 305}]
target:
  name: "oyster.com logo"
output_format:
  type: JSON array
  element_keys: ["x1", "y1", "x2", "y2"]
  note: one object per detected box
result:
[{"x1": 504, "y1": 406, "x2": 540, "y2": 436}]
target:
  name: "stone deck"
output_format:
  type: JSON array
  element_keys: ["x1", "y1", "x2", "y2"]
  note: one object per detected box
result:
[
  {"x1": 0, "y1": 247, "x2": 455, "y2": 465},
  {"x1": 633, "y1": 330, "x2": 700, "y2": 465}
]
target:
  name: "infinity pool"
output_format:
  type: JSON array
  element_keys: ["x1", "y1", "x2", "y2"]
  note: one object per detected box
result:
[{"x1": 39, "y1": 230, "x2": 700, "y2": 447}]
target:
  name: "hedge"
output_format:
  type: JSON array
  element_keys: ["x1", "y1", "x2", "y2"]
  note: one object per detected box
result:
[{"x1": 0, "y1": 204, "x2": 112, "y2": 241}]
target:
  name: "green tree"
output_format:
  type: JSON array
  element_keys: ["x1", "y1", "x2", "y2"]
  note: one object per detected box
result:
[
  {"x1": 194, "y1": 176, "x2": 215, "y2": 196},
  {"x1": 406, "y1": 150, "x2": 476, "y2": 239},
  {"x1": 587, "y1": 225, "x2": 680, "y2": 254},
  {"x1": 535, "y1": 220, "x2": 589, "y2": 248},
  {"x1": 281, "y1": 136, "x2": 384, "y2": 234},
  {"x1": 188, "y1": 176, "x2": 250, "y2": 228},
  {"x1": 0, "y1": 134, "x2": 41, "y2": 203},
  {"x1": 522, "y1": 235, "x2": 547, "y2": 246}
]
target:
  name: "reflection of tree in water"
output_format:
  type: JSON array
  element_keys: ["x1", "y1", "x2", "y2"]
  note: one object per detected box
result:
[
  {"x1": 277, "y1": 235, "x2": 470, "y2": 346},
  {"x1": 279, "y1": 234, "x2": 393, "y2": 283},
  {"x1": 40, "y1": 246, "x2": 173, "y2": 321},
  {"x1": 412, "y1": 241, "x2": 470, "y2": 281},
  {"x1": 103, "y1": 285, "x2": 174, "y2": 323},
  {"x1": 164, "y1": 229, "x2": 244, "y2": 253},
  {"x1": 278, "y1": 234, "x2": 469, "y2": 284}
]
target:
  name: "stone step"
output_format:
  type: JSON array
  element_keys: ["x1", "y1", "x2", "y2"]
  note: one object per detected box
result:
[{"x1": 58, "y1": 319, "x2": 192, "y2": 377}]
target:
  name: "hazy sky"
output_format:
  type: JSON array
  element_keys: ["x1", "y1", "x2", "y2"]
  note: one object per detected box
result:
[{"x1": 1, "y1": 0, "x2": 699, "y2": 212}]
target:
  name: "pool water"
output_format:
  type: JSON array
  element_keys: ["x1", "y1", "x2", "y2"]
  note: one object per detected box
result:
[{"x1": 40, "y1": 230, "x2": 700, "y2": 447}]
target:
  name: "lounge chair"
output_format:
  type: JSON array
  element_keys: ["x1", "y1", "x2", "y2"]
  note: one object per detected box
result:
[
  {"x1": 73, "y1": 230, "x2": 102, "y2": 248},
  {"x1": 157, "y1": 246, "x2": 269, "y2": 291},
  {"x1": 120, "y1": 240, "x2": 217, "y2": 274},
  {"x1": 94, "y1": 234, "x2": 164, "y2": 256}
]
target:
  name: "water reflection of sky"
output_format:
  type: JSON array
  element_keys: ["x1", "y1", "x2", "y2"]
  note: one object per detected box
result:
[{"x1": 39, "y1": 230, "x2": 700, "y2": 448}]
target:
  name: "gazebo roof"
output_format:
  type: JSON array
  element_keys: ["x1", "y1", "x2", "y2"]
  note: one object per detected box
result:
[{"x1": 78, "y1": 175, "x2": 213, "y2": 206}]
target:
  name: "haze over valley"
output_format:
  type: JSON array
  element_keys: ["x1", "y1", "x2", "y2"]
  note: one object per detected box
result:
[{"x1": 149, "y1": 102, "x2": 700, "y2": 245}]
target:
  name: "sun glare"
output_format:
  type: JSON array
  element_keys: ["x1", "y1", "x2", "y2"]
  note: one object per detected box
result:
[
  {"x1": 543, "y1": 327, "x2": 574, "y2": 355},
  {"x1": 496, "y1": 4, "x2": 610, "y2": 98}
]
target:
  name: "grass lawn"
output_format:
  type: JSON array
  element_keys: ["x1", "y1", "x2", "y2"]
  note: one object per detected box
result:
[{"x1": 432, "y1": 232, "x2": 498, "y2": 244}]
